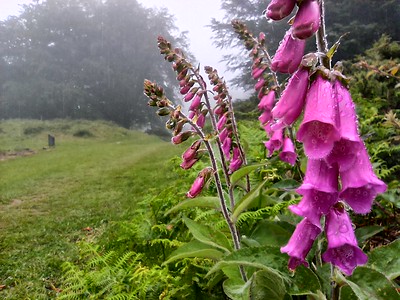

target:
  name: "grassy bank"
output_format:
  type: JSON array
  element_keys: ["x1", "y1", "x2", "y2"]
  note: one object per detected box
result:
[{"x1": 0, "y1": 119, "x2": 180, "y2": 299}]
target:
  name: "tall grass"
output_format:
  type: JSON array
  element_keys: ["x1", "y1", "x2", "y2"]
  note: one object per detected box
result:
[{"x1": 0, "y1": 119, "x2": 180, "y2": 299}]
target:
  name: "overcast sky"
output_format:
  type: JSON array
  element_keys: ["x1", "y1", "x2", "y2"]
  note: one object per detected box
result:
[{"x1": 0, "y1": 0, "x2": 246, "y2": 97}]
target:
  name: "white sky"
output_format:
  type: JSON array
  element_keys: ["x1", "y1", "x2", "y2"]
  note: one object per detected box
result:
[{"x1": 0, "y1": 0, "x2": 247, "y2": 98}]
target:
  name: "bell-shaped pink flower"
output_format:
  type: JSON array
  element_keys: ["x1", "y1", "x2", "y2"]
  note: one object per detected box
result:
[
  {"x1": 264, "y1": 128, "x2": 283, "y2": 156},
  {"x1": 258, "y1": 110, "x2": 272, "y2": 125},
  {"x1": 186, "y1": 167, "x2": 213, "y2": 198},
  {"x1": 281, "y1": 218, "x2": 321, "y2": 270},
  {"x1": 180, "y1": 157, "x2": 199, "y2": 170},
  {"x1": 297, "y1": 75, "x2": 340, "y2": 159},
  {"x1": 222, "y1": 136, "x2": 232, "y2": 159},
  {"x1": 229, "y1": 147, "x2": 243, "y2": 173},
  {"x1": 196, "y1": 112, "x2": 206, "y2": 128},
  {"x1": 326, "y1": 80, "x2": 362, "y2": 171},
  {"x1": 171, "y1": 131, "x2": 193, "y2": 145},
  {"x1": 279, "y1": 137, "x2": 297, "y2": 166},
  {"x1": 291, "y1": 159, "x2": 339, "y2": 226},
  {"x1": 189, "y1": 94, "x2": 202, "y2": 111},
  {"x1": 271, "y1": 68, "x2": 309, "y2": 130},
  {"x1": 255, "y1": 78, "x2": 266, "y2": 91},
  {"x1": 266, "y1": 0, "x2": 296, "y2": 21},
  {"x1": 258, "y1": 90, "x2": 275, "y2": 111},
  {"x1": 182, "y1": 140, "x2": 202, "y2": 161},
  {"x1": 322, "y1": 204, "x2": 368, "y2": 276},
  {"x1": 218, "y1": 127, "x2": 229, "y2": 143},
  {"x1": 271, "y1": 29, "x2": 306, "y2": 74},
  {"x1": 292, "y1": 0, "x2": 321, "y2": 40},
  {"x1": 217, "y1": 114, "x2": 228, "y2": 131},
  {"x1": 339, "y1": 146, "x2": 387, "y2": 214}
]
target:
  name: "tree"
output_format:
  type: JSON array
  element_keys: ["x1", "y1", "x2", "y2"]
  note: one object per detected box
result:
[
  {"x1": 210, "y1": 0, "x2": 400, "y2": 90},
  {"x1": 0, "y1": 0, "x2": 188, "y2": 130}
]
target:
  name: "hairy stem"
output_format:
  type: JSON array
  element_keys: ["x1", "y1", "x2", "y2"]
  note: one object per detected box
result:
[{"x1": 316, "y1": 0, "x2": 331, "y2": 69}]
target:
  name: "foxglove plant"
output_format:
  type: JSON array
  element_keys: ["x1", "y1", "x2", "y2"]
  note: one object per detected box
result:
[{"x1": 143, "y1": 0, "x2": 390, "y2": 297}]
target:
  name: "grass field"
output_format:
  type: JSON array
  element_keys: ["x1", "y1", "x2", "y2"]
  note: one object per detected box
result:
[{"x1": 0, "y1": 119, "x2": 181, "y2": 299}]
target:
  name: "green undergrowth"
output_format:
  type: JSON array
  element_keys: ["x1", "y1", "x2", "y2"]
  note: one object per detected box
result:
[{"x1": 0, "y1": 119, "x2": 181, "y2": 299}]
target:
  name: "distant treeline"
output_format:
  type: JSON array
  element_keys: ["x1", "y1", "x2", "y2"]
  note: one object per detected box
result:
[{"x1": 0, "y1": 0, "x2": 187, "y2": 129}]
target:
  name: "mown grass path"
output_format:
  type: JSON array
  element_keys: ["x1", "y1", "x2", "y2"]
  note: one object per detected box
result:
[{"x1": 0, "y1": 121, "x2": 180, "y2": 299}]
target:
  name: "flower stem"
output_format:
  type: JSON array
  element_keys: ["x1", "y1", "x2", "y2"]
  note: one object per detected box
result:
[{"x1": 316, "y1": 0, "x2": 331, "y2": 69}]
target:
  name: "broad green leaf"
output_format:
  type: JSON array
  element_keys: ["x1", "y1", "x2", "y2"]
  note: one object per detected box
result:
[
  {"x1": 163, "y1": 240, "x2": 224, "y2": 264},
  {"x1": 183, "y1": 217, "x2": 232, "y2": 253},
  {"x1": 165, "y1": 197, "x2": 220, "y2": 215},
  {"x1": 250, "y1": 220, "x2": 293, "y2": 247},
  {"x1": 249, "y1": 269, "x2": 286, "y2": 300},
  {"x1": 340, "y1": 286, "x2": 357, "y2": 300},
  {"x1": 232, "y1": 180, "x2": 268, "y2": 222},
  {"x1": 340, "y1": 267, "x2": 399, "y2": 300},
  {"x1": 287, "y1": 265, "x2": 321, "y2": 296},
  {"x1": 366, "y1": 239, "x2": 400, "y2": 280},
  {"x1": 271, "y1": 179, "x2": 300, "y2": 190},
  {"x1": 206, "y1": 246, "x2": 288, "y2": 277},
  {"x1": 355, "y1": 225, "x2": 384, "y2": 244},
  {"x1": 223, "y1": 278, "x2": 251, "y2": 300},
  {"x1": 230, "y1": 163, "x2": 267, "y2": 186}
]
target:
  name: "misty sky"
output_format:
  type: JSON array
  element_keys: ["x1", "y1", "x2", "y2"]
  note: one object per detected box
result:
[{"x1": 0, "y1": 0, "x2": 247, "y2": 97}]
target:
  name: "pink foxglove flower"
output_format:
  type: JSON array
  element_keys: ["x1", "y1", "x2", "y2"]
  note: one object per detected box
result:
[
  {"x1": 218, "y1": 127, "x2": 229, "y2": 143},
  {"x1": 258, "y1": 110, "x2": 272, "y2": 125},
  {"x1": 292, "y1": 0, "x2": 321, "y2": 40},
  {"x1": 186, "y1": 168, "x2": 212, "y2": 198},
  {"x1": 322, "y1": 204, "x2": 368, "y2": 276},
  {"x1": 258, "y1": 90, "x2": 275, "y2": 111},
  {"x1": 217, "y1": 114, "x2": 228, "y2": 131},
  {"x1": 255, "y1": 78, "x2": 266, "y2": 91},
  {"x1": 290, "y1": 159, "x2": 339, "y2": 226},
  {"x1": 171, "y1": 131, "x2": 193, "y2": 145},
  {"x1": 264, "y1": 128, "x2": 283, "y2": 156},
  {"x1": 271, "y1": 29, "x2": 306, "y2": 74},
  {"x1": 229, "y1": 147, "x2": 243, "y2": 173},
  {"x1": 340, "y1": 146, "x2": 387, "y2": 214},
  {"x1": 266, "y1": 0, "x2": 296, "y2": 21},
  {"x1": 182, "y1": 140, "x2": 202, "y2": 161},
  {"x1": 180, "y1": 157, "x2": 199, "y2": 170},
  {"x1": 272, "y1": 68, "x2": 309, "y2": 130},
  {"x1": 326, "y1": 80, "x2": 362, "y2": 171},
  {"x1": 189, "y1": 93, "x2": 202, "y2": 111},
  {"x1": 281, "y1": 218, "x2": 321, "y2": 270},
  {"x1": 196, "y1": 112, "x2": 206, "y2": 128},
  {"x1": 222, "y1": 136, "x2": 232, "y2": 159},
  {"x1": 279, "y1": 137, "x2": 297, "y2": 166},
  {"x1": 297, "y1": 75, "x2": 340, "y2": 159}
]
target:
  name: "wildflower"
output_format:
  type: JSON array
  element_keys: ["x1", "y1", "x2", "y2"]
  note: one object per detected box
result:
[
  {"x1": 322, "y1": 204, "x2": 368, "y2": 276},
  {"x1": 297, "y1": 75, "x2": 340, "y2": 159},
  {"x1": 271, "y1": 29, "x2": 306, "y2": 74},
  {"x1": 339, "y1": 146, "x2": 387, "y2": 214},
  {"x1": 281, "y1": 218, "x2": 321, "y2": 270},
  {"x1": 326, "y1": 80, "x2": 362, "y2": 171},
  {"x1": 189, "y1": 93, "x2": 202, "y2": 111},
  {"x1": 266, "y1": 0, "x2": 296, "y2": 21},
  {"x1": 182, "y1": 140, "x2": 202, "y2": 161},
  {"x1": 264, "y1": 128, "x2": 283, "y2": 156},
  {"x1": 279, "y1": 137, "x2": 297, "y2": 166},
  {"x1": 258, "y1": 90, "x2": 275, "y2": 111},
  {"x1": 292, "y1": 0, "x2": 321, "y2": 40},
  {"x1": 229, "y1": 147, "x2": 243, "y2": 173},
  {"x1": 186, "y1": 167, "x2": 213, "y2": 198},
  {"x1": 258, "y1": 110, "x2": 272, "y2": 125},
  {"x1": 217, "y1": 114, "x2": 228, "y2": 131},
  {"x1": 222, "y1": 136, "x2": 232, "y2": 159},
  {"x1": 272, "y1": 68, "x2": 309, "y2": 130},
  {"x1": 290, "y1": 159, "x2": 339, "y2": 226}
]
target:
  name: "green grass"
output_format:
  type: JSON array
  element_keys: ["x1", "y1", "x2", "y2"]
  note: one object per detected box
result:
[{"x1": 0, "y1": 119, "x2": 181, "y2": 299}]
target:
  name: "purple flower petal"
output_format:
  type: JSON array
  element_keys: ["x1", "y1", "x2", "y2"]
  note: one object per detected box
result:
[
  {"x1": 292, "y1": 0, "x2": 321, "y2": 40},
  {"x1": 281, "y1": 218, "x2": 321, "y2": 270},
  {"x1": 297, "y1": 75, "x2": 340, "y2": 159},
  {"x1": 322, "y1": 205, "x2": 368, "y2": 276},
  {"x1": 279, "y1": 137, "x2": 297, "y2": 166}
]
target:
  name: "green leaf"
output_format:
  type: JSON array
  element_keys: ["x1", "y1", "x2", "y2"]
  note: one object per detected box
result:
[
  {"x1": 326, "y1": 32, "x2": 349, "y2": 60},
  {"x1": 165, "y1": 197, "x2": 220, "y2": 215},
  {"x1": 271, "y1": 179, "x2": 300, "y2": 190},
  {"x1": 223, "y1": 278, "x2": 251, "y2": 300},
  {"x1": 287, "y1": 265, "x2": 321, "y2": 296},
  {"x1": 355, "y1": 225, "x2": 384, "y2": 244},
  {"x1": 163, "y1": 240, "x2": 225, "y2": 264},
  {"x1": 339, "y1": 267, "x2": 399, "y2": 300},
  {"x1": 183, "y1": 217, "x2": 232, "y2": 253},
  {"x1": 366, "y1": 239, "x2": 400, "y2": 280},
  {"x1": 206, "y1": 246, "x2": 288, "y2": 278},
  {"x1": 250, "y1": 220, "x2": 293, "y2": 247},
  {"x1": 249, "y1": 269, "x2": 286, "y2": 300},
  {"x1": 230, "y1": 163, "x2": 267, "y2": 186},
  {"x1": 232, "y1": 180, "x2": 268, "y2": 222}
]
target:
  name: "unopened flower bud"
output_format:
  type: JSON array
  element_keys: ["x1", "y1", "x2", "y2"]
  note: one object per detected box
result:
[
  {"x1": 189, "y1": 94, "x2": 202, "y2": 111},
  {"x1": 292, "y1": 0, "x2": 321, "y2": 40},
  {"x1": 156, "y1": 107, "x2": 171, "y2": 116},
  {"x1": 182, "y1": 140, "x2": 202, "y2": 161},
  {"x1": 171, "y1": 131, "x2": 193, "y2": 144},
  {"x1": 186, "y1": 167, "x2": 213, "y2": 198},
  {"x1": 266, "y1": 0, "x2": 296, "y2": 21},
  {"x1": 271, "y1": 29, "x2": 306, "y2": 74}
]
